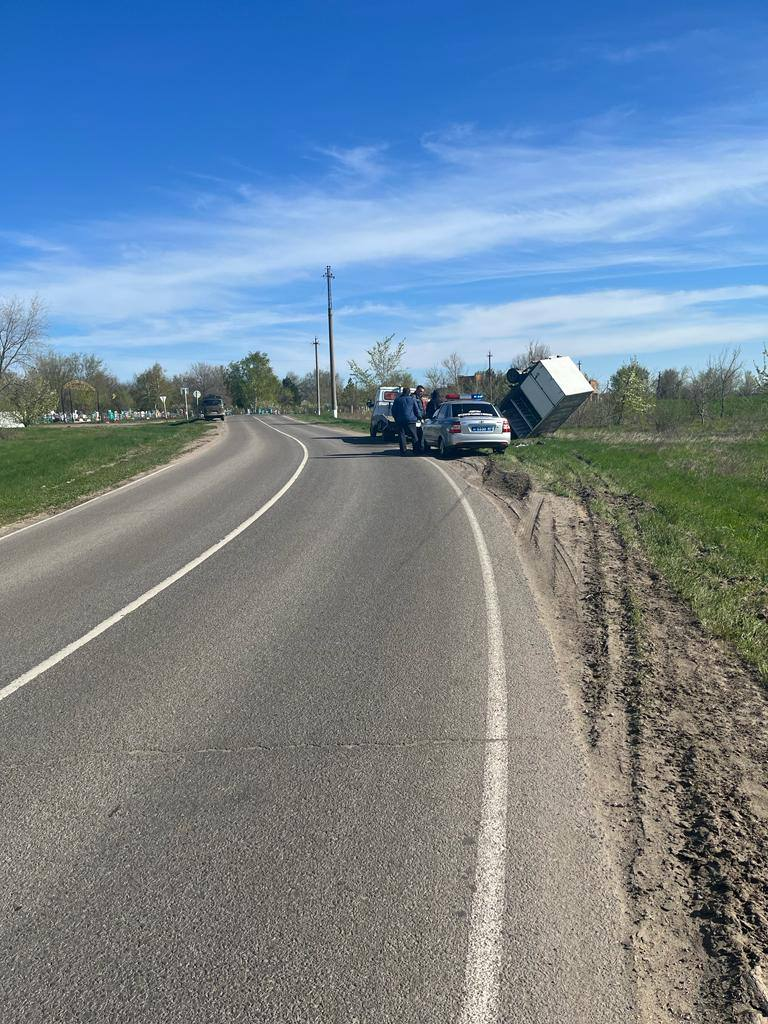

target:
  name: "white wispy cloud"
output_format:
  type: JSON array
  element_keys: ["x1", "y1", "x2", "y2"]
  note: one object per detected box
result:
[
  {"x1": 1, "y1": 113, "x2": 768, "y2": 374},
  {"x1": 406, "y1": 285, "x2": 768, "y2": 369},
  {"x1": 603, "y1": 39, "x2": 674, "y2": 64}
]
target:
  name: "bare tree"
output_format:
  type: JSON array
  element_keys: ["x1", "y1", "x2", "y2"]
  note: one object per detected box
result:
[
  {"x1": 686, "y1": 367, "x2": 717, "y2": 425},
  {"x1": 440, "y1": 351, "x2": 465, "y2": 389},
  {"x1": 511, "y1": 339, "x2": 551, "y2": 369},
  {"x1": 424, "y1": 365, "x2": 447, "y2": 390},
  {"x1": 188, "y1": 361, "x2": 228, "y2": 397},
  {"x1": 0, "y1": 296, "x2": 47, "y2": 394},
  {"x1": 708, "y1": 346, "x2": 742, "y2": 418}
]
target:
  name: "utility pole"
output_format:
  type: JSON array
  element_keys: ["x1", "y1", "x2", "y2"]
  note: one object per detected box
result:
[
  {"x1": 487, "y1": 350, "x2": 493, "y2": 403},
  {"x1": 313, "y1": 336, "x2": 321, "y2": 414},
  {"x1": 324, "y1": 265, "x2": 338, "y2": 419}
]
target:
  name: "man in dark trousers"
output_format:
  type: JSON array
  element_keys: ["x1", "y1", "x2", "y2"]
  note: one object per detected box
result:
[
  {"x1": 391, "y1": 386, "x2": 423, "y2": 456},
  {"x1": 413, "y1": 384, "x2": 427, "y2": 450}
]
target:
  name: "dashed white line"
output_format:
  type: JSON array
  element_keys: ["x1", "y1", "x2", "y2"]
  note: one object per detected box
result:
[
  {"x1": 426, "y1": 459, "x2": 509, "y2": 1024},
  {"x1": 0, "y1": 421, "x2": 308, "y2": 705}
]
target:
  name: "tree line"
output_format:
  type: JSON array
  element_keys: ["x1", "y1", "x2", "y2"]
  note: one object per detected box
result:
[
  {"x1": 576, "y1": 346, "x2": 768, "y2": 430},
  {"x1": 1, "y1": 294, "x2": 766, "y2": 428}
]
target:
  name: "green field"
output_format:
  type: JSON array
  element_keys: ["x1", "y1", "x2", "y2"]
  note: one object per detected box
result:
[
  {"x1": 501, "y1": 431, "x2": 768, "y2": 681},
  {"x1": 0, "y1": 421, "x2": 214, "y2": 526}
]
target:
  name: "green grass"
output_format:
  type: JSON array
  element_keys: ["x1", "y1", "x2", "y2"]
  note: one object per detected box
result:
[
  {"x1": 290, "y1": 412, "x2": 369, "y2": 432},
  {"x1": 0, "y1": 420, "x2": 215, "y2": 526},
  {"x1": 500, "y1": 432, "x2": 768, "y2": 681}
]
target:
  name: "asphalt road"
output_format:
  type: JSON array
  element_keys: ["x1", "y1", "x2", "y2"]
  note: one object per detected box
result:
[{"x1": 0, "y1": 416, "x2": 636, "y2": 1023}]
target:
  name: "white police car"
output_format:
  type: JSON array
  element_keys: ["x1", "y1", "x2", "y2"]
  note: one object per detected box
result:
[
  {"x1": 422, "y1": 394, "x2": 510, "y2": 458},
  {"x1": 368, "y1": 385, "x2": 403, "y2": 438}
]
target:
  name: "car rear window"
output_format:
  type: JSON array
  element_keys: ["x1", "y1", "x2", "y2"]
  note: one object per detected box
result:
[{"x1": 450, "y1": 403, "x2": 497, "y2": 417}]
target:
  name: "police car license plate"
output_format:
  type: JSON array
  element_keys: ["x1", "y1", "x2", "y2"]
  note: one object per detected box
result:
[{"x1": 470, "y1": 425, "x2": 494, "y2": 431}]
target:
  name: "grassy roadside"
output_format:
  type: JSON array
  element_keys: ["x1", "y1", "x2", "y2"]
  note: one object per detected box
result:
[
  {"x1": 500, "y1": 431, "x2": 768, "y2": 681},
  {"x1": 0, "y1": 420, "x2": 215, "y2": 527},
  {"x1": 290, "y1": 412, "x2": 369, "y2": 432}
]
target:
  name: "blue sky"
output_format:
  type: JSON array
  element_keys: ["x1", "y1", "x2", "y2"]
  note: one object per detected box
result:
[{"x1": 2, "y1": 0, "x2": 768, "y2": 385}]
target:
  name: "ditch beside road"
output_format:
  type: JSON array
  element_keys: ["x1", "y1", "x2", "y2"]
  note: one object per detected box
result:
[{"x1": 458, "y1": 441, "x2": 768, "y2": 1024}]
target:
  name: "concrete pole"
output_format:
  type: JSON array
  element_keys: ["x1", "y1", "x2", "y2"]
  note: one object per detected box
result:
[
  {"x1": 313, "y1": 337, "x2": 321, "y2": 414},
  {"x1": 325, "y1": 266, "x2": 338, "y2": 419}
]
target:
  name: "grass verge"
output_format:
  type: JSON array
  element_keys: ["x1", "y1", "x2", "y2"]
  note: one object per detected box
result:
[
  {"x1": 500, "y1": 432, "x2": 768, "y2": 681},
  {"x1": 290, "y1": 413, "x2": 369, "y2": 432},
  {"x1": 0, "y1": 420, "x2": 215, "y2": 527}
]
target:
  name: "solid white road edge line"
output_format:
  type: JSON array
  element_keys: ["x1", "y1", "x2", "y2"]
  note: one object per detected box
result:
[
  {"x1": 0, "y1": 421, "x2": 308, "y2": 705},
  {"x1": 426, "y1": 460, "x2": 509, "y2": 1024}
]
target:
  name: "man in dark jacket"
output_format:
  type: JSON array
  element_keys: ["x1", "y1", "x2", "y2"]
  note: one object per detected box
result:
[{"x1": 391, "y1": 387, "x2": 423, "y2": 456}]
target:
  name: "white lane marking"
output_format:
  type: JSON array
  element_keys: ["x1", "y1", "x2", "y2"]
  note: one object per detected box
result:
[
  {"x1": 0, "y1": 422, "x2": 228, "y2": 545},
  {"x1": 425, "y1": 460, "x2": 508, "y2": 1024},
  {"x1": 0, "y1": 422, "x2": 308, "y2": 705}
]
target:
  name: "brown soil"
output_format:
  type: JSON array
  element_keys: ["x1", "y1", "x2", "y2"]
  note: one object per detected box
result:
[{"x1": 455, "y1": 456, "x2": 768, "y2": 1024}]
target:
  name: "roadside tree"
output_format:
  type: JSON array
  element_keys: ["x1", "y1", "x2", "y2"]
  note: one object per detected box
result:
[
  {"x1": 132, "y1": 363, "x2": 171, "y2": 412},
  {"x1": 348, "y1": 334, "x2": 407, "y2": 396},
  {"x1": 5, "y1": 370, "x2": 57, "y2": 425},
  {"x1": 280, "y1": 374, "x2": 301, "y2": 408},
  {"x1": 298, "y1": 369, "x2": 343, "y2": 409},
  {"x1": 0, "y1": 296, "x2": 47, "y2": 394},
  {"x1": 609, "y1": 359, "x2": 653, "y2": 425},
  {"x1": 187, "y1": 362, "x2": 229, "y2": 399},
  {"x1": 225, "y1": 351, "x2": 280, "y2": 410}
]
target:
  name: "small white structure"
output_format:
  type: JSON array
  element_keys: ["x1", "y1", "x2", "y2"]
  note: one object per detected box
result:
[{"x1": 504, "y1": 355, "x2": 593, "y2": 437}]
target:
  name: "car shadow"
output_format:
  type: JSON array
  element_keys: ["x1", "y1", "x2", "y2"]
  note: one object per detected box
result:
[{"x1": 320, "y1": 435, "x2": 434, "y2": 458}]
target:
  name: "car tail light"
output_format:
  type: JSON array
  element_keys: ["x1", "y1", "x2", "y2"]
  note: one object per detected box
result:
[
  {"x1": 502, "y1": 419, "x2": 511, "y2": 433},
  {"x1": 449, "y1": 420, "x2": 461, "y2": 433}
]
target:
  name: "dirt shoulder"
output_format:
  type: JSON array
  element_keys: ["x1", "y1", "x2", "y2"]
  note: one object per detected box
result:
[{"x1": 455, "y1": 456, "x2": 768, "y2": 1024}]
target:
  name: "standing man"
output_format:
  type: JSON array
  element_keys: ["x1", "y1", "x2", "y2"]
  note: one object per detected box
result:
[
  {"x1": 391, "y1": 386, "x2": 423, "y2": 456},
  {"x1": 413, "y1": 384, "x2": 427, "y2": 451}
]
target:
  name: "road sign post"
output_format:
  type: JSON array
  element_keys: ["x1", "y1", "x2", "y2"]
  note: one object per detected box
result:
[{"x1": 159, "y1": 395, "x2": 167, "y2": 419}]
